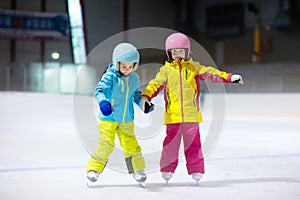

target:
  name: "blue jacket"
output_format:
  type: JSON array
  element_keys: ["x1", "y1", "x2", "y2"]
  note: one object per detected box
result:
[{"x1": 94, "y1": 63, "x2": 141, "y2": 123}]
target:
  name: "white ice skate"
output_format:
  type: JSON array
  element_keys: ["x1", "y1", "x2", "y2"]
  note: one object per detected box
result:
[
  {"x1": 192, "y1": 172, "x2": 203, "y2": 185},
  {"x1": 86, "y1": 170, "x2": 100, "y2": 187},
  {"x1": 133, "y1": 170, "x2": 147, "y2": 188},
  {"x1": 162, "y1": 172, "x2": 173, "y2": 184}
]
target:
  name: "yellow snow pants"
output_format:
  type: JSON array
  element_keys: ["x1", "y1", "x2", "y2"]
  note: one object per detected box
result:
[{"x1": 86, "y1": 120, "x2": 145, "y2": 174}]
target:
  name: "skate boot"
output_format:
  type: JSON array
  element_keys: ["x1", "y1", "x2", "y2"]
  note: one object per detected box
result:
[
  {"x1": 192, "y1": 172, "x2": 203, "y2": 185},
  {"x1": 86, "y1": 170, "x2": 100, "y2": 187},
  {"x1": 133, "y1": 170, "x2": 147, "y2": 188},
  {"x1": 162, "y1": 172, "x2": 173, "y2": 184}
]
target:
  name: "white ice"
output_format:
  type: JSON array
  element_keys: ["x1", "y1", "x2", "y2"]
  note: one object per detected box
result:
[{"x1": 0, "y1": 92, "x2": 300, "y2": 200}]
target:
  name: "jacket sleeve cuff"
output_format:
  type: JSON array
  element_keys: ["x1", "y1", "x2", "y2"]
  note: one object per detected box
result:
[
  {"x1": 227, "y1": 73, "x2": 233, "y2": 82},
  {"x1": 141, "y1": 94, "x2": 151, "y2": 101}
]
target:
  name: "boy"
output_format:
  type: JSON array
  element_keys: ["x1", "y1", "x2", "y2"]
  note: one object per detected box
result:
[{"x1": 86, "y1": 43, "x2": 151, "y2": 187}]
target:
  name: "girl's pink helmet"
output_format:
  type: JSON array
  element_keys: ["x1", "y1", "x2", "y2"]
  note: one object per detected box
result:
[{"x1": 165, "y1": 33, "x2": 190, "y2": 59}]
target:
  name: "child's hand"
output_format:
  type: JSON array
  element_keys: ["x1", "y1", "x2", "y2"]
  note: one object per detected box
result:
[
  {"x1": 99, "y1": 100, "x2": 113, "y2": 116},
  {"x1": 231, "y1": 74, "x2": 244, "y2": 85},
  {"x1": 145, "y1": 102, "x2": 155, "y2": 113},
  {"x1": 139, "y1": 98, "x2": 154, "y2": 113}
]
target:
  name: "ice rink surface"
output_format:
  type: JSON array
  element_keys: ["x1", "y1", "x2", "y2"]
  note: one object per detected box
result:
[{"x1": 1, "y1": 91, "x2": 300, "y2": 200}]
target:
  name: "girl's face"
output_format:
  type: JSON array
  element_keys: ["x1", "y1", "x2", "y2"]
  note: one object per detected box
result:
[
  {"x1": 170, "y1": 48, "x2": 185, "y2": 61},
  {"x1": 119, "y1": 62, "x2": 134, "y2": 76}
]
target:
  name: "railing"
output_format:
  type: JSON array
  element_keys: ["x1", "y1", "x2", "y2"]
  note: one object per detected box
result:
[{"x1": 0, "y1": 62, "x2": 98, "y2": 95}]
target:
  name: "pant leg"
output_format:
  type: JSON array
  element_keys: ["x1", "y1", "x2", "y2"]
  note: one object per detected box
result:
[
  {"x1": 86, "y1": 120, "x2": 117, "y2": 173},
  {"x1": 160, "y1": 123, "x2": 182, "y2": 173},
  {"x1": 182, "y1": 122, "x2": 205, "y2": 174},
  {"x1": 116, "y1": 121, "x2": 145, "y2": 174}
]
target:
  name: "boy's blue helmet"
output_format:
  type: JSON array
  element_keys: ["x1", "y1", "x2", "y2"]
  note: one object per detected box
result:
[{"x1": 112, "y1": 43, "x2": 140, "y2": 71}]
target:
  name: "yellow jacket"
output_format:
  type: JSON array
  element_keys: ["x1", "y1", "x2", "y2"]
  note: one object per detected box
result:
[{"x1": 142, "y1": 59, "x2": 232, "y2": 124}]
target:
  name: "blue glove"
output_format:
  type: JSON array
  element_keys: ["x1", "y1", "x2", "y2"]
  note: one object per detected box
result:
[
  {"x1": 145, "y1": 102, "x2": 155, "y2": 113},
  {"x1": 139, "y1": 98, "x2": 155, "y2": 114},
  {"x1": 99, "y1": 100, "x2": 112, "y2": 116}
]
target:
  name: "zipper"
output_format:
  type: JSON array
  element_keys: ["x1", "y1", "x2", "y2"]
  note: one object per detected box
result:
[
  {"x1": 121, "y1": 80, "x2": 124, "y2": 92},
  {"x1": 179, "y1": 65, "x2": 184, "y2": 122},
  {"x1": 122, "y1": 77, "x2": 129, "y2": 123}
]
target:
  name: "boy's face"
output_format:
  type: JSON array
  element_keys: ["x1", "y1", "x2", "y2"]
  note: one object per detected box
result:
[
  {"x1": 170, "y1": 48, "x2": 185, "y2": 61},
  {"x1": 119, "y1": 62, "x2": 134, "y2": 76}
]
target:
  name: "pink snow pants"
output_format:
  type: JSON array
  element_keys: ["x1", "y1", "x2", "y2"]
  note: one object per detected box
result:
[{"x1": 160, "y1": 122, "x2": 205, "y2": 174}]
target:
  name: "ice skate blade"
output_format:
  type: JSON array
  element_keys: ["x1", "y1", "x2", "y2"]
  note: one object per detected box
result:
[
  {"x1": 163, "y1": 177, "x2": 172, "y2": 184},
  {"x1": 87, "y1": 182, "x2": 95, "y2": 188},
  {"x1": 139, "y1": 182, "x2": 146, "y2": 188},
  {"x1": 86, "y1": 179, "x2": 99, "y2": 188}
]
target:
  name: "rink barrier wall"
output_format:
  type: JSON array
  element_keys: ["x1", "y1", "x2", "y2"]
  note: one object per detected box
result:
[{"x1": 0, "y1": 62, "x2": 300, "y2": 94}]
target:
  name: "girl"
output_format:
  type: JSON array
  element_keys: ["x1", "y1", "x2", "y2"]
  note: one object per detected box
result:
[{"x1": 140, "y1": 33, "x2": 243, "y2": 184}]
